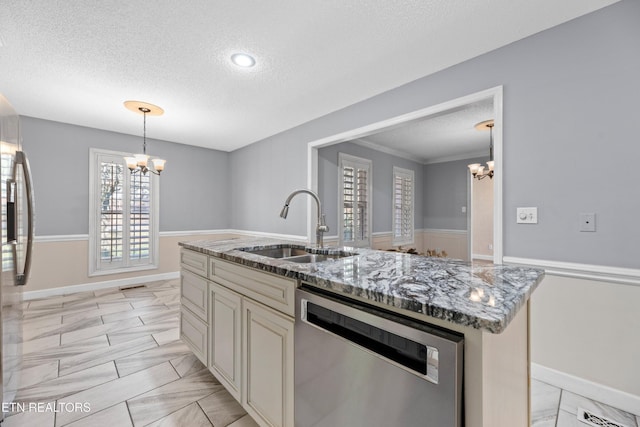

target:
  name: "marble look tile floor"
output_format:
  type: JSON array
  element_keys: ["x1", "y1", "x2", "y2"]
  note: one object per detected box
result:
[
  {"x1": 3, "y1": 279, "x2": 259, "y2": 427},
  {"x1": 531, "y1": 379, "x2": 640, "y2": 427},
  {"x1": 6, "y1": 279, "x2": 638, "y2": 426}
]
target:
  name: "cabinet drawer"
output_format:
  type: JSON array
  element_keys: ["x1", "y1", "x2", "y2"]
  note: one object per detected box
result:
[
  {"x1": 211, "y1": 258, "x2": 296, "y2": 317},
  {"x1": 180, "y1": 308, "x2": 208, "y2": 365},
  {"x1": 181, "y1": 270, "x2": 208, "y2": 321},
  {"x1": 181, "y1": 249, "x2": 208, "y2": 277}
]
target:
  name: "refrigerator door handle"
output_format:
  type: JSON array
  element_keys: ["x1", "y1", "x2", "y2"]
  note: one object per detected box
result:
[
  {"x1": 6, "y1": 180, "x2": 17, "y2": 242},
  {"x1": 13, "y1": 150, "x2": 34, "y2": 286}
]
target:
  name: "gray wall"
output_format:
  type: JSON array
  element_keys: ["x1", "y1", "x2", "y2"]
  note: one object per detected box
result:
[
  {"x1": 229, "y1": 0, "x2": 640, "y2": 269},
  {"x1": 318, "y1": 141, "x2": 424, "y2": 234},
  {"x1": 229, "y1": 133, "x2": 309, "y2": 235},
  {"x1": 423, "y1": 157, "x2": 484, "y2": 231},
  {"x1": 21, "y1": 117, "x2": 230, "y2": 235}
]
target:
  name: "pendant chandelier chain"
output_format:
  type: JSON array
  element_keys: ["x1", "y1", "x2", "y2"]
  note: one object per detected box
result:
[
  {"x1": 141, "y1": 107, "x2": 150, "y2": 156},
  {"x1": 488, "y1": 123, "x2": 493, "y2": 161}
]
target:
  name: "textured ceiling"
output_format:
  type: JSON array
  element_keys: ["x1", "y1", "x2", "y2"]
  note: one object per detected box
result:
[{"x1": 0, "y1": 0, "x2": 619, "y2": 152}]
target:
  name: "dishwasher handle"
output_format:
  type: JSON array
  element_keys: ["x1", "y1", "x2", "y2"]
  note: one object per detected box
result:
[{"x1": 299, "y1": 292, "x2": 449, "y2": 384}]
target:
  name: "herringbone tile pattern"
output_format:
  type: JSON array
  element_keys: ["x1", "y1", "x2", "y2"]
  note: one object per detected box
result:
[{"x1": 3, "y1": 279, "x2": 258, "y2": 427}]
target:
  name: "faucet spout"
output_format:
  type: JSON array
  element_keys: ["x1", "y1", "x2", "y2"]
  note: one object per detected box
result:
[{"x1": 280, "y1": 189, "x2": 329, "y2": 248}]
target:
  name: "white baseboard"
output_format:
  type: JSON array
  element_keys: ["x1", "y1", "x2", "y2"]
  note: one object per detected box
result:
[
  {"x1": 472, "y1": 254, "x2": 494, "y2": 261},
  {"x1": 531, "y1": 363, "x2": 640, "y2": 416},
  {"x1": 23, "y1": 271, "x2": 180, "y2": 301}
]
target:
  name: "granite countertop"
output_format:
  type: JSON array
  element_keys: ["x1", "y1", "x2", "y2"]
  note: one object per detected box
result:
[{"x1": 179, "y1": 238, "x2": 544, "y2": 333}]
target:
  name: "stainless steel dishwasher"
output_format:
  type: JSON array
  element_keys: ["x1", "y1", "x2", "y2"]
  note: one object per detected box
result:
[{"x1": 295, "y1": 286, "x2": 464, "y2": 427}]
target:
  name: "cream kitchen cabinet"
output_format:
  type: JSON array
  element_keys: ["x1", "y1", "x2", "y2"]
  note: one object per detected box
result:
[
  {"x1": 209, "y1": 281, "x2": 242, "y2": 401},
  {"x1": 179, "y1": 303, "x2": 208, "y2": 364},
  {"x1": 179, "y1": 266, "x2": 209, "y2": 365},
  {"x1": 180, "y1": 248, "x2": 208, "y2": 277},
  {"x1": 210, "y1": 257, "x2": 295, "y2": 427},
  {"x1": 242, "y1": 297, "x2": 294, "y2": 427},
  {"x1": 180, "y1": 248, "x2": 295, "y2": 427}
]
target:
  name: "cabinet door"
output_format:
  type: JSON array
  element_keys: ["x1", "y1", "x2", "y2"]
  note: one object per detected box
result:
[
  {"x1": 209, "y1": 282, "x2": 242, "y2": 401},
  {"x1": 243, "y1": 299, "x2": 294, "y2": 427}
]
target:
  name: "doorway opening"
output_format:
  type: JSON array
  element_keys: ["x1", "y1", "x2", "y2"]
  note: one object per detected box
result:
[{"x1": 307, "y1": 86, "x2": 503, "y2": 264}]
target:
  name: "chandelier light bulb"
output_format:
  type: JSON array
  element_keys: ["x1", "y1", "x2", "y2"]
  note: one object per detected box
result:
[
  {"x1": 125, "y1": 157, "x2": 138, "y2": 171},
  {"x1": 151, "y1": 158, "x2": 166, "y2": 172},
  {"x1": 134, "y1": 153, "x2": 149, "y2": 168}
]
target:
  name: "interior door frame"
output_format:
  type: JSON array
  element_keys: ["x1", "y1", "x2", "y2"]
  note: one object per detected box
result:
[{"x1": 306, "y1": 86, "x2": 503, "y2": 264}]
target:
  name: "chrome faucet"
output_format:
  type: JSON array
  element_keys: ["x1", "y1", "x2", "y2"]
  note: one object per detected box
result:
[{"x1": 280, "y1": 189, "x2": 329, "y2": 248}]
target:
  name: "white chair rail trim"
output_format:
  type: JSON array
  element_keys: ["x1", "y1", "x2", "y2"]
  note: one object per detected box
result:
[{"x1": 503, "y1": 256, "x2": 640, "y2": 287}]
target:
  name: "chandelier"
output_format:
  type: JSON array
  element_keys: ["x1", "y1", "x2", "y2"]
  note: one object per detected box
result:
[
  {"x1": 124, "y1": 100, "x2": 166, "y2": 175},
  {"x1": 468, "y1": 119, "x2": 494, "y2": 180}
]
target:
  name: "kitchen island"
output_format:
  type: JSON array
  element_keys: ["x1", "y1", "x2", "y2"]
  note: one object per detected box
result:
[{"x1": 179, "y1": 237, "x2": 545, "y2": 427}]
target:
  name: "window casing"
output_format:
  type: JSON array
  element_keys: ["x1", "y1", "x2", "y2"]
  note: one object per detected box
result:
[
  {"x1": 338, "y1": 153, "x2": 372, "y2": 247},
  {"x1": 89, "y1": 148, "x2": 159, "y2": 275},
  {"x1": 392, "y1": 166, "x2": 414, "y2": 246}
]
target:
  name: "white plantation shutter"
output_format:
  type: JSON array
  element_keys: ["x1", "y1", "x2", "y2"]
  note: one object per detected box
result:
[
  {"x1": 89, "y1": 149, "x2": 159, "y2": 275},
  {"x1": 392, "y1": 167, "x2": 414, "y2": 246},
  {"x1": 339, "y1": 153, "x2": 372, "y2": 247},
  {"x1": 99, "y1": 160, "x2": 125, "y2": 265},
  {"x1": 128, "y1": 169, "x2": 152, "y2": 263}
]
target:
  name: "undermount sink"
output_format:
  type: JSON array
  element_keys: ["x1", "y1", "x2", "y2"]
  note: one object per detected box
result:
[
  {"x1": 239, "y1": 246, "x2": 308, "y2": 258},
  {"x1": 238, "y1": 245, "x2": 354, "y2": 263},
  {"x1": 282, "y1": 253, "x2": 344, "y2": 263}
]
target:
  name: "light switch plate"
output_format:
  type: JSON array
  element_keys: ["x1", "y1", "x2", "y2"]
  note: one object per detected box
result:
[
  {"x1": 579, "y1": 213, "x2": 596, "y2": 232},
  {"x1": 516, "y1": 207, "x2": 538, "y2": 224}
]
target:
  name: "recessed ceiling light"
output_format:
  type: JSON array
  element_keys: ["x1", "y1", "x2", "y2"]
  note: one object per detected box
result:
[{"x1": 231, "y1": 53, "x2": 256, "y2": 68}]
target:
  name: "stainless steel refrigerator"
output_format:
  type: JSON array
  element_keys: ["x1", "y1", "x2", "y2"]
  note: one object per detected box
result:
[{"x1": 0, "y1": 94, "x2": 34, "y2": 421}]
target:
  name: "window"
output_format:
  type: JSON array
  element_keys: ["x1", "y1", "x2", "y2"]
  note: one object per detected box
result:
[
  {"x1": 89, "y1": 149, "x2": 159, "y2": 275},
  {"x1": 338, "y1": 153, "x2": 372, "y2": 247},
  {"x1": 392, "y1": 166, "x2": 414, "y2": 246}
]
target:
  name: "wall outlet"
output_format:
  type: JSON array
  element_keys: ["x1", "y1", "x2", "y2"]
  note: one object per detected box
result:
[
  {"x1": 516, "y1": 207, "x2": 538, "y2": 224},
  {"x1": 579, "y1": 213, "x2": 596, "y2": 232}
]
